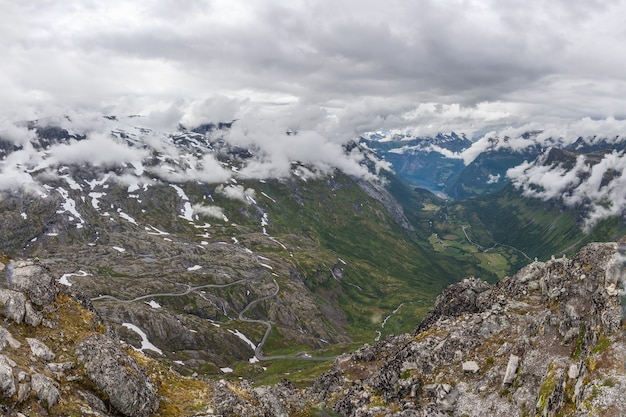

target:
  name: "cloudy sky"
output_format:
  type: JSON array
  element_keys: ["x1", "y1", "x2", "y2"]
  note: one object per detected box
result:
[{"x1": 2, "y1": 0, "x2": 626, "y2": 139}]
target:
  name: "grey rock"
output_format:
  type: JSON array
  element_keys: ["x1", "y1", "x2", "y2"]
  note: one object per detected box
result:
[
  {"x1": 253, "y1": 386, "x2": 289, "y2": 417},
  {"x1": 0, "y1": 327, "x2": 21, "y2": 350},
  {"x1": 462, "y1": 360, "x2": 479, "y2": 373},
  {"x1": 77, "y1": 390, "x2": 109, "y2": 414},
  {"x1": 0, "y1": 289, "x2": 27, "y2": 323},
  {"x1": 0, "y1": 289, "x2": 41, "y2": 326},
  {"x1": 46, "y1": 361, "x2": 74, "y2": 373},
  {"x1": 76, "y1": 333, "x2": 159, "y2": 417},
  {"x1": 502, "y1": 354, "x2": 519, "y2": 385},
  {"x1": 0, "y1": 354, "x2": 16, "y2": 398},
  {"x1": 417, "y1": 277, "x2": 492, "y2": 333},
  {"x1": 24, "y1": 302, "x2": 43, "y2": 327},
  {"x1": 26, "y1": 338, "x2": 55, "y2": 361},
  {"x1": 568, "y1": 363, "x2": 579, "y2": 380},
  {"x1": 17, "y1": 382, "x2": 30, "y2": 402},
  {"x1": 6, "y1": 260, "x2": 58, "y2": 306},
  {"x1": 424, "y1": 383, "x2": 459, "y2": 412},
  {"x1": 31, "y1": 373, "x2": 59, "y2": 409}
]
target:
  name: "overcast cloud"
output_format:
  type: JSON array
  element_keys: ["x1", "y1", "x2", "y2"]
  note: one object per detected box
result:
[{"x1": 1, "y1": 0, "x2": 626, "y2": 139}]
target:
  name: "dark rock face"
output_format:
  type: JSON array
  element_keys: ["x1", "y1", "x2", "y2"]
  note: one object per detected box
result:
[
  {"x1": 416, "y1": 276, "x2": 492, "y2": 333},
  {"x1": 76, "y1": 334, "x2": 159, "y2": 417}
]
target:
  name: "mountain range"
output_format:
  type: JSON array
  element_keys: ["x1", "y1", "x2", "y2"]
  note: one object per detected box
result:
[{"x1": 0, "y1": 114, "x2": 625, "y2": 415}]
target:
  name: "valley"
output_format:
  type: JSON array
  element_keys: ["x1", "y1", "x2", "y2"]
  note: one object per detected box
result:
[{"x1": 1, "y1": 116, "x2": 625, "y2": 390}]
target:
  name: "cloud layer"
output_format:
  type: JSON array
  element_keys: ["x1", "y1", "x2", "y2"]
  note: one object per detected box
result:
[
  {"x1": 1, "y1": 0, "x2": 626, "y2": 138},
  {"x1": 0, "y1": 113, "x2": 381, "y2": 199}
]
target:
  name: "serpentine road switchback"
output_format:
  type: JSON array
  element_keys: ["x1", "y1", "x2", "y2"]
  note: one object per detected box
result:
[{"x1": 92, "y1": 274, "x2": 336, "y2": 362}]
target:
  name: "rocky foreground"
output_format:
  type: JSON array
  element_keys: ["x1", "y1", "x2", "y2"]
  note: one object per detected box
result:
[{"x1": 1, "y1": 241, "x2": 625, "y2": 416}]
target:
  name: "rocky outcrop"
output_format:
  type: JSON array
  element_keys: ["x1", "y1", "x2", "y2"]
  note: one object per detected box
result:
[
  {"x1": 211, "y1": 379, "x2": 307, "y2": 417},
  {"x1": 76, "y1": 333, "x2": 159, "y2": 417},
  {"x1": 5, "y1": 260, "x2": 58, "y2": 305},
  {"x1": 309, "y1": 242, "x2": 626, "y2": 417},
  {"x1": 0, "y1": 354, "x2": 17, "y2": 398}
]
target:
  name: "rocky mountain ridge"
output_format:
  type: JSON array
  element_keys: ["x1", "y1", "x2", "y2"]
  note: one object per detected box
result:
[
  {"x1": 307, "y1": 240, "x2": 626, "y2": 416},
  {"x1": 2, "y1": 241, "x2": 624, "y2": 416}
]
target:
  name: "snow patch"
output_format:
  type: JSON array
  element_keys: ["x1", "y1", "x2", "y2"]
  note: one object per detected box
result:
[
  {"x1": 58, "y1": 270, "x2": 91, "y2": 287},
  {"x1": 118, "y1": 210, "x2": 138, "y2": 225},
  {"x1": 145, "y1": 225, "x2": 170, "y2": 235},
  {"x1": 227, "y1": 329, "x2": 257, "y2": 351},
  {"x1": 56, "y1": 187, "x2": 85, "y2": 227},
  {"x1": 88, "y1": 192, "x2": 105, "y2": 210},
  {"x1": 122, "y1": 323, "x2": 163, "y2": 355}
]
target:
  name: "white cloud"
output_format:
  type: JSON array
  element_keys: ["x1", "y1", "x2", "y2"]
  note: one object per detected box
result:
[
  {"x1": 192, "y1": 204, "x2": 227, "y2": 220},
  {"x1": 507, "y1": 148, "x2": 626, "y2": 228},
  {"x1": 44, "y1": 133, "x2": 150, "y2": 168},
  {"x1": 1, "y1": 0, "x2": 626, "y2": 140},
  {"x1": 215, "y1": 184, "x2": 256, "y2": 203}
]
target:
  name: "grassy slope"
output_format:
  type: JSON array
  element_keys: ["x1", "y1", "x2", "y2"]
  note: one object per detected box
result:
[
  {"x1": 461, "y1": 185, "x2": 626, "y2": 265},
  {"x1": 257, "y1": 174, "x2": 463, "y2": 340}
]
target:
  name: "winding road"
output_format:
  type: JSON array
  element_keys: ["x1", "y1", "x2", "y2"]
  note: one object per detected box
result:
[
  {"x1": 91, "y1": 278, "x2": 253, "y2": 303},
  {"x1": 92, "y1": 274, "x2": 336, "y2": 362},
  {"x1": 461, "y1": 225, "x2": 532, "y2": 261}
]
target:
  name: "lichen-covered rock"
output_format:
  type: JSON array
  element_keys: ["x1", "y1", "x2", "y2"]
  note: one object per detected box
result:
[
  {"x1": 210, "y1": 379, "x2": 306, "y2": 417},
  {"x1": 76, "y1": 333, "x2": 159, "y2": 417},
  {"x1": 5, "y1": 260, "x2": 58, "y2": 306},
  {"x1": 0, "y1": 354, "x2": 16, "y2": 398},
  {"x1": 0, "y1": 289, "x2": 41, "y2": 325},
  {"x1": 31, "y1": 373, "x2": 59, "y2": 408},
  {"x1": 0, "y1": 289, "x2": 27, "y2": 323},
  {"x1": 417, "y1": 277, "x2": 492, "y2": 333},
  {"x1": 0, "y1": 327, "x2": 21, "y2": 350},
  {"x1": 26, "y1": 338, "x2": 55, "y2": 361}
]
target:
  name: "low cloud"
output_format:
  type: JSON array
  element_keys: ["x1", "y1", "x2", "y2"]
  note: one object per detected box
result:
[
  {"x1": 413, "y1": 117, "x2": 626, "y2": 165},
  {"x1": 44, "y1": 133, "x2": 151, "y2": 168},
  {"x1": 507, "y1": 149, "x2": 626, "y2": 228},
  {"x1": 215, "y1": 184, "x2": 256, "y2": 204},
  {"x1": 192, "y1": 203, "x2": 228, "y2": 221}
]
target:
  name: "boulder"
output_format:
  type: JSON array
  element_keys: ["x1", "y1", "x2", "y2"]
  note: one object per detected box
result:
[
  {"x1": 5, "y1": 260, "x2": 58, "y2": 306},
  {"x1": 0, "y1": 354, "x2": 16, "y2": 398},
  {"x1": 417, "y1": 277, "x2": 492, "y2": 333},
  {"x1": 502, "y1": 354, "x2": 519, "y2": 385},
  {"x1": 0, "y1": 289, "x2": 41, "y2": 326},
  {"x1": 462, "y1": 360, "x2": 480, "y2": 373},
  {"x1": 0, "y1": 289, "x2": 27, "y2": 323},
  {"x1": 31, "y1": 373, "x2": 59, "y2": 408},
  {"x1": 26, "y1": 338, "x2": 56, "y2": 361},
  {"x1": 76, "y1": 334, "x2": 159, "y2": 417},
  {"x1": 0, "y1": 327, "x2": 21, "y2": 350}
]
